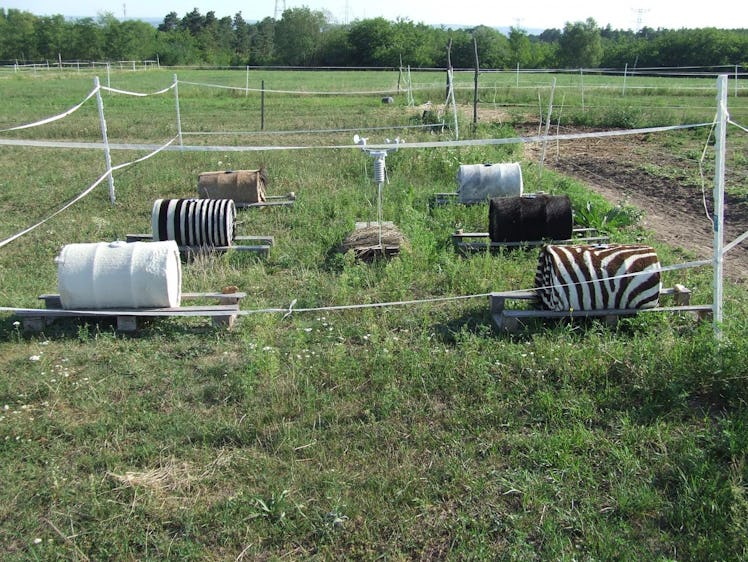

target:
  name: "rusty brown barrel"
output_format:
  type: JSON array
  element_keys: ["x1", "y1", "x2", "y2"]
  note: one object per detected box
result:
[{"x1": 197, "y1": 169, "x2": 267, "y2": 204}]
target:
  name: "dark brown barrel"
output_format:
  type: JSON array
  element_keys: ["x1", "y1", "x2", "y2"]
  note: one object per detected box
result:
[{"x1": 488, "y1": 194, "x2": 572, "y2": 243}]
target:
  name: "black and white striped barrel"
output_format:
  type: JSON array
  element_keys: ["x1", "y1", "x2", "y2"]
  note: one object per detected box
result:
[
  {"x1": 534, "y1": 244, "x2": 662, "y2": 311},
  {"x1": 151, "y1": 198, "x2": 236, "y2": 247}
]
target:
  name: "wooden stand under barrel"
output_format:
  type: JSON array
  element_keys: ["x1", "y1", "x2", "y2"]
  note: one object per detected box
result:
[
  {"x1": 17, "y1": 290, "x2": 246, "y2": 333},
  {"x1": 452, "y1": 228, "x2": 609, "y2": 253},
  {"x1": 234, "y1": 193, "x2": 296, "y2": 209},
  {"x1": 489, "y1": 284, "x2": 712, "y2": 333},
  {"x1": 125, "y1": 234, "x2": 274, "y2": 257}
]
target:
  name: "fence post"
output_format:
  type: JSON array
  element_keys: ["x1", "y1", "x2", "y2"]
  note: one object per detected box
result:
[
  {"x1": 94, "y1": 76, "x2": 116, "y2": 205},
  {"x1": 172, "y1": 74, "x2": 183, "y2": 148},
  {"x1": 261, "y1": 80, "x2": 266, "y2": 131},
  {"x1": 538, "y1": 77, "x2": 556, "y2": 177},
  {"x1": 712, "y1": 75, "x2": 728, "y2": 339},
  {"x1": 246, "y1": 65, "x2": 249, "y2": 97},
  {"x1": 736, "y1": 64, "x2": 739, "y2": 97},
  {"x1": 473, "y1": 37, "x2": 479, "y2": 127}
]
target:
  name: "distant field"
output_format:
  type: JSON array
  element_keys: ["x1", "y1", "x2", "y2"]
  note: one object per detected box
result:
[{"x1": 0, "y1": 69, "x2": 747, "y2": 560}]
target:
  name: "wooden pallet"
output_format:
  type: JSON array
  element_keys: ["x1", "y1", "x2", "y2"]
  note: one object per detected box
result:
[
  {"x1": 431, "y1": 192, "x2": 460, "y2": 206},
  {"x1": 489, "y1": 284, "x2": 712, "y2": 333},
  {"x1": 452, "y1": 228, "x2": 609, "y2": 252},
  {"x1": 17, "y1": 291, "x2": 246, "y2": 333},
  {"x1": 234, "y1": 193, "x2": 296, "y2": 209},
  {"x1": 343, "y1": 221, "x2": 404, "y2": 261},
  {"x1": 124, "y1": 234, "x2": 273, "y2": 256}
]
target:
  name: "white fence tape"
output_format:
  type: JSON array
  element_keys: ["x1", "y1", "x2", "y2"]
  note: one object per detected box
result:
[
  {"x1": 0, "y1": 136, "x2": 178, "y2": 249},
  {"x1": 0, "y1": 258, "x2": 714, "y2": 317},
  {"x1": 178, "y1": 79, "x2": 398, "y2": 96},
  {"x1": 100, "y1": 84, "x2": 176, "y2": 97},
  {"x1": 0, "y1": 121, "x2": 713, "y2": 153},
  {"x1": 0, "y1": 87, "x2": 99, "y2": 133}
]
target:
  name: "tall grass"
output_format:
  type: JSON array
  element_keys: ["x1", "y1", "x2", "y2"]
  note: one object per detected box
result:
[{"x1": 0, "y1": 69, "x2": 747, "y2": 560}]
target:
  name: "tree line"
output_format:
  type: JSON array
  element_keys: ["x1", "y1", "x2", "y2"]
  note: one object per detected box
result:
[{"x1": 1, "y1": 7, "x2": 746, "y2": 70}]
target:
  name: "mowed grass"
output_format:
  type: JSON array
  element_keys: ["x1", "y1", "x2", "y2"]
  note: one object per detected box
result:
[{"x1": 0, "y1": 69, "x2": 747, "y2": 560}]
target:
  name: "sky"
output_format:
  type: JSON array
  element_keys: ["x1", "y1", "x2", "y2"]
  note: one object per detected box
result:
[{"x1": 2, "y1": 0, "x2": 746, "y2": 32}]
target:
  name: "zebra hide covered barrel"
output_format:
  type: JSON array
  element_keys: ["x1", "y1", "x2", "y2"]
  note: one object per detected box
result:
[
  {"x1": 151, "y1": 198, "x2": 236, "y2": 247},
  {"x1": 489, "y1": 194, "x2": 573, "y2": 243},
  {"x1": 198, "y1": 168, "x2": 267, "y2": 204},
  {"x1": 534, "y1": 244, "x2": 662, "y2": 311}
]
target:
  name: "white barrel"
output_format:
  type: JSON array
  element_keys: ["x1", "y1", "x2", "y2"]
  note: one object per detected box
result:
[
  {"x1": 456, "y1": 162, "x2": 523, "y2": 203},
  {"x1": 152, "y1": 198, "x2": 236, "y2": 247},
  {"x1": 56, "y1": 240, "x2": 182, "y2": 309}
]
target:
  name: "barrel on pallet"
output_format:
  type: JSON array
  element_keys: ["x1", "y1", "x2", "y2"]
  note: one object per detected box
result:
[
  {"x1": 56, "y1": 240, "x2": 182, "y2": 309},
  {"x1": 151, "y1": 198, "x2": 236, "y2": 247},
  {"x1": 488, "y1": 194, "x2": 573, "y2": 243},
  {"x1": 456, "y1": 162, "x2": 523, "y2": 204},
  {"x1": 198, "y1": 169, "x2": 267, "y2": 204}
]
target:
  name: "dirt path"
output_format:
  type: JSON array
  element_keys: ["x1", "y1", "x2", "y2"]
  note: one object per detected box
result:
[{"x1": 524, "y1": 130, "x2": 748, "y2": 285}]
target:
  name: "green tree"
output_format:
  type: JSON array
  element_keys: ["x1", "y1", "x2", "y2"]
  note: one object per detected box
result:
[
  {"x1": 103, "y1": 17, "x2": 157, "y2": 61},
  {"x1": 1, "y1": 9, "x2": 38, "y2": 61},
  {"x1": 508, "y1": 27, "x2": 533, "y2": 68},
  {"x1": 154, "y1": 29, "x2": 198, "y2": 65},
  {"x1": 348, "y1": 17, "x2": 394, "y2": 67},
  {"x1": 35, "y1": 15, "x2": 69, "y2": 60},
  {"x1": 232, "y1": 12, "x2": 251, "y2": 64},
  {"x1": 558, "y1": 18, "x2": 603, "y2": 68},
  {"x1": 274, "y1": 7, "x2": 327, "y2": 66},
  {"x1": 249, "y1": 17, "x2": 275, "y2": 65},
  {"x1": 158, "y1": 12, "x2": 179, "y2": 32},
  {"x1": 180, "y1": 8, "x2": 205, "y2": 35},
  {"x1": 71, "y1": 17, "x2": 104, "y2": 60},
  {"x1": 473, "y1": 25, "x2": 509, "y2": 68},
  {"x1": 318, "y1": 24, "x2": 352, "y2": 66}
]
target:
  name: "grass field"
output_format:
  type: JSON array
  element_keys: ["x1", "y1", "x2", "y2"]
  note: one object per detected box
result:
[{"x1": 1, "y1": 68, "x2": 747, "y2": 560}]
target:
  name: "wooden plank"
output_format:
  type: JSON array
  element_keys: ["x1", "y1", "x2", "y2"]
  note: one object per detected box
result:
[
  {"x1": 181, "y1": 291, "x2": 247, "y2": 300},
  {"x1": 124, "y1": 234, "x2": 274, "y2": 253},
  {"x1": 18, "y1": 304, "x2": 241, "y2": 318},
  {"x1": 180, "y1": 244, "x2": 271, "y2": 256},
  {"x1": 235, "y1": 235, "x2": 274, "y2": 245},
  {"x1": 452, "y1": 229, "x2": 610, "y2": 252},
  {"x1": 234, "y1": 194, "x2": 295, "y2": 209},
  {"x1": 488, "y1": 289, "x2": 711, "y2": 333},
  {"x1": 430, "y1": 192, "x2": 458, "y2": 206},
  {"x1": 116, "y1": 316, "x2": 139, "y2": 332},
  {"x1": 40, "y1": 292, "x2": 247, "y2": 308},
  {"x1": 19, "y1": 291, "x2": 245, "y2": 333}
]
